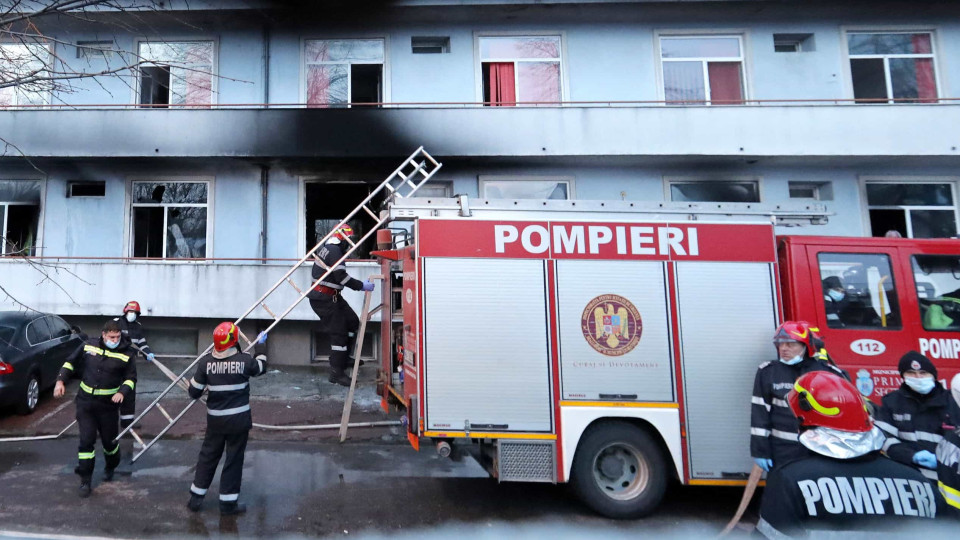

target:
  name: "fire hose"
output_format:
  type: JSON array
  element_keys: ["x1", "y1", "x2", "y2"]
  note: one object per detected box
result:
[{"x1": 719, "y1": 464, "x2": 764, "y2": 536}]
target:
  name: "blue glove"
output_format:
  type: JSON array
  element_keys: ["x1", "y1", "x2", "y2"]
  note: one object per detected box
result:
[
  {"x1": 361, "y1": 281, "x2": 375, "y2": 292},
  {"x1": 256, "y1": 331, "x2": 268, "y2": 344},
  {"x1": 754, "y1": 458, "x2": 773, "y2": 472},
  {"x1": 146, "y1": 353, "x2": 155, "y2": 362},
  {"x1": 913, "y1": 450, "x2": 937, "y2": 469}
]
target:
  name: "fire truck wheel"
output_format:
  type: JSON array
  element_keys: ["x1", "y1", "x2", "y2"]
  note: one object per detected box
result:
[{"x1": 570, "y1": 421, "x2": 668, "y2": 519}]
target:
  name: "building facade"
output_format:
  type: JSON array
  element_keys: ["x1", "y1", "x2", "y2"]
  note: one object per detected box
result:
[{"x1": 1, "y1": 0, "x2": 958, "y2": 364}]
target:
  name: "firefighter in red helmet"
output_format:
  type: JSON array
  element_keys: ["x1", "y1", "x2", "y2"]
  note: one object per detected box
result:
[
  {"x1": 757, "y1": 371, "x2": 945, "y2": 538},
  {"x1": 750, "y1": 321, "x2": 848, "y2": 472},
  {"x1": 113, "y1": 300, "x2": 154, "y2": 435},
  {"x1": 306, "y1": 224, "x2": 375, "y2": 386},
  {"x1": 185, "y1": 322, "x2": 267, "y2": 515}
]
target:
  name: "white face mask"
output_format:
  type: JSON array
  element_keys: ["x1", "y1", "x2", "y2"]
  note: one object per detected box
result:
[
  {"x1": 827, "y1": 290, "x2": 845, "y2": 302},
  {"x1": 104, "y1": 339, "x2": 120, "y2": 350},
  {"x1": 904, "y1": 375, "x2": 936, "y2": 395},
  {"x1": 780, "y1": 354, "x2": 803, "y2": 366},
  {"x1": 125, "y1": 312, "x2": 137, "y2": 323}
]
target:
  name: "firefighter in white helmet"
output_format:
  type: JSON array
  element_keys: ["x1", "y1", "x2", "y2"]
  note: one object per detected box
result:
[
  {"x1": 757, "y1": 371, "x2": 945, "y2": 538},
  {"x1": 750, "y1": 321, "x2": 847, "y2": 472}
]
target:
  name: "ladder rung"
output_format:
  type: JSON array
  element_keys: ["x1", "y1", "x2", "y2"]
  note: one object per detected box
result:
[
  {"x1": 156, "y1": 404, "x2": 175, "y2": 423},
  {"x1": 344, "y1": 235, "x2": 356, "y2": 248},
  {"x1": 261, "y1": 303, "x2": 278, "y2": 320},
  {"x1": 396, "y1": 169, "x2": 408, "y2": 180},
  {"x1": 384, "y1": 182, "x2": 396, "y2": 192},
  {"x1": 287, "y1": 278, "x2": 303, "y2": 294},
  {"x1": 405, "y1": 179, "x2": 418, "y2": 191},
  {"x1": 361, "y1": 204, "x2": 378, "y2": 220},
  {"x1": 236, "y1": 329, "x2": 254, "y2": 347}
]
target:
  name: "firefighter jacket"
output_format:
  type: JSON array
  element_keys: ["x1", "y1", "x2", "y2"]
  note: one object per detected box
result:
[
  {"x1": 757, "y1": 452, "x2": 944, "y2": 539},
  {"x1": 876, "y1": 384, "x2": 960, "y2": 481},
  {"x1": 936, "y1": 427, "x2": 960, "y2": 514},
  {"x1": 188, "y1": 344, "x2": 267, "y2": 433},
  {"x1": 113, "y1": 316, "x2": 152, "y2": 356},
  {"x1": 306, "y1": 240, "x2": 364, "y2": 300},
  {"x1": 751, "y1": 357, "x2": 848, "y2": 465},
  {"x1": 57, "y1": 336, "x2": 137, "y2": 401}
]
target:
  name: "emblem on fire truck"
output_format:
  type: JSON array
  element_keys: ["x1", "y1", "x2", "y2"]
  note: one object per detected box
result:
[{"x1": 581, "y1": 294, "x2": 642, "y2": 356}]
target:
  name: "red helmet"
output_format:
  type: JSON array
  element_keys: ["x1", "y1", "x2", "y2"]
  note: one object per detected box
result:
[
  {"x1": 123, "y1": 301, "x2": 141, "y2": 315},
  {"x1": 787, "y1": 371, "x2": 872, "y2": 433},
  {"x1": 773, "y1": 320, "x2": 820, "y2": 357},
  {"x1": 213, "y1": 322, "x2": 239, "y2": 352},
  {"x1": 333, "y1": 225, "x2": 354, "y2": 241}
]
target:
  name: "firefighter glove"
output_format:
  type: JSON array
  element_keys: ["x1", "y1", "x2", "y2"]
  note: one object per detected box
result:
[
  {"x1": 146, "y1": 353, "x2": 155, "y2": 362},
  {"x1": 361, "y1": 281, "x2": 376, "y2": 292},
  {"x1": 912, "y1": 450, "x2": 937, "y2": 469},
  {"x1": 754, "y1": 457, "x2": 773, "y2": 472},
  {"x1": 257, "y1": 331, "x2": 268, "y2": 344}
]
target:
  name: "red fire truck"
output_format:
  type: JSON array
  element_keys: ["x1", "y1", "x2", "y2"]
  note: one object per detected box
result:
[{"x1": 372, "y1": 197, "x2": 960, "y2": 518}]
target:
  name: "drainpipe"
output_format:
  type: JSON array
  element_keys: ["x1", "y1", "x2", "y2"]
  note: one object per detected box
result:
[{"x1": 260, "y1": 165, "x2": 269, "y2": 263}]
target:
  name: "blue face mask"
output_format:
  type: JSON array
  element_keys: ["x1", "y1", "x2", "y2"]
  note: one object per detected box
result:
[
  {"x1": 827, "y1": 290, "x2": 845, "y2": 302},
  {"x1": 104, "y1": 339, "x2": 120, "y2": 350},
  {"x1": 780, "y1": 354, "x2": 803, "y2": 366},
  {"x1": 904, "y1": 376, "x2": 935, "y2": 395}
]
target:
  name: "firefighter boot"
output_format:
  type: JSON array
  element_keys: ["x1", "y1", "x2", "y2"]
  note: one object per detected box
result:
[
  {"x1": 78, "y1": 478, "x2": 92, "y2": 498},
  {"x1": 220, "y1": 501, "x2": 247, "y2": 516},
  {"x1": 328, "y1": 369, "x2": 351, "y2": 387},
  {"x1": 187, "y1": 494, "x2": 204, "y2": 512},
  {"x1": 103, "y1": 467, "x2": 115, "y2": 482}
]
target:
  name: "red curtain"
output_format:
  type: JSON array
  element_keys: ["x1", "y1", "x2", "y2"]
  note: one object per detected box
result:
[
  {"x1": 487, "y1": 62, "x2": 516, "y2": 106},
  {"x1": 707, "y1": 62, "x2": 743, "y2": 105},
  {"x1": 912, "y1": 34, "x2": 937, "y2": 103}
]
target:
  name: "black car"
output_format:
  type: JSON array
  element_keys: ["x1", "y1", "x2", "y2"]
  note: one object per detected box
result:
[{"x1": 0, "y1": 311, "x2": 84, "y2": 414}]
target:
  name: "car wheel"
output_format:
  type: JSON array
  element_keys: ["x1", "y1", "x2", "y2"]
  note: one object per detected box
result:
[
  {"x1": 17, "y1": 372, "x2": 41, "y2": 415},
  {"x1": 570, "y1": 421, "x2": 669, "y2": 519}
]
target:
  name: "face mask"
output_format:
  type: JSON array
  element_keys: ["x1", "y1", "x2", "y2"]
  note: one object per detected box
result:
[
  {"x1": 125, "y1": 312, "x2": 137, "y2": 323},
  {"x1": 904, "y1": 376, "x2": 936, "y2": 395},
  {"x1": 104, "y1": 339, "x2": 120, "y2": 350},
  {"x1": 827, "y1": 290, "x2": 845, "y2": 302},
  {"x1": 780, "y1": 354, "x2": 803, "y2": 366}
]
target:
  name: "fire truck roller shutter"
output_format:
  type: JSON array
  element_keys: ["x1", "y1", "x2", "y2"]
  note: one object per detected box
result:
[
  {"x1": 422, "y1": 257, "x2": 552, "y2": 433},
  {"x1": 556, "y1": 260, "x2": 673, "y2": 402},
  {"x1": 676, "y1": 261, "x2": 778, "y2": 479}
]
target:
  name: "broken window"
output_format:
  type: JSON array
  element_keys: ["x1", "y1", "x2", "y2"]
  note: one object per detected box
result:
[
  {"x1": 848, "y1": 32, "x2": 938, "y2": 104},
  {"x1": 479, "y1": 36, "x2": 562, "y2": 106},
  {"x1": 660, "y1": 36, "x2": 745, "y2": 105},
  {"x1": 131, "y1": 181, "x2": 209, "y2": 259},
  {"x1": 0, "y1": 180, "x2": 42, "y2": 256},
  {"x1": 303, "y1": 181, "x2": 383, "y2": 258},
  {"x1": 138, "y1": 41, "x2": 215, "y2": 107},
  {"x1": 669, "y1": 180, "x2": 760, "y2": 203},
  {"x1": 480, "y1": 177, "x2": 571, "y2": 200},
  {"x1": 304, "y1": 39, "x2": 384, "y2": 107},
  {"x1": 0, "y1": 43, "x2": 53, "y2": 108},
  {"x1": 866, "y1": 182, "x2": 957, "y2": 238}
]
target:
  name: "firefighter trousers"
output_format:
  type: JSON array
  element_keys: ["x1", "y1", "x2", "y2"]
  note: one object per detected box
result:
[
  {"x1": 119, "y1": 388, "x2": 136, "y2": 431},
  {"x1": 76, "y1": 396, "x2": 121, "y2": 479},
  {"x1": 309, "y1": 296, "x2": 359, "y2": 372},
  {"x1": 190, "y1": 430, "x2": 249, "y2": 502}
]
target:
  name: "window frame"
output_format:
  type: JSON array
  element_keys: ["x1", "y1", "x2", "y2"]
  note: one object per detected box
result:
[
  {"x1": 911, "y1": 254, "x2": 960, "y2": 332},
  {"x1": 0, "y1": 42, "x2": 54, "y2": 108},
  {"x1": 654, "y1": 30, "x2": 752, "y2": 105},
  {"x1": 132, "y1": 38, "x2": 220, "y2": 106},
  {"x1": 0, "y1": 177, "x2": 46, "y2": 257},
  {"x1": 858, "y1": 176, "x2": 960, "y2": 238},
  {"x1": 473, "y1": 31, "x2": 569, "y2": 105},
  {"x1": 478, "y1": 175, "x2": 575, "y2": 200},
  {"x1": 663, "y1": 176, "x2": 763, "y2": 203},
  {"x1": 300, "y1": 36, "x2": 390, "y2": 107},
  {"x1": 840, "y1": 27, "x2": 943, "y2": 104},
  {"x1": 816, "y1": 251, "x2": 903, "y2": 331},
  {"x1": 25, "y1": 317, "x2": 53, "y2": 346},
  {"x1": 125, "y1": 177, "x2": 214, "y2": 260}
]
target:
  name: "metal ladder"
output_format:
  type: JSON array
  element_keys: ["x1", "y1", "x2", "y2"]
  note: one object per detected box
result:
[{"x1": 117, "y1": 147, "x2": 442, "y2": 462}]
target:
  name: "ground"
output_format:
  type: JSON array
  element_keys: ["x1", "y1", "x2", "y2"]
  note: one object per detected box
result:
[{"x1": 0, "y1": 360, "x2": 941, "y2": 539}]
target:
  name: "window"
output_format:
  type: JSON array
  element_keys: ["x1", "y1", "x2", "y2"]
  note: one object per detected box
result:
[
  {"x1": 0, "y1": 43, "x2": 52, "y2": 107},
  {"x1": 414, "y1": 182, "x2": 453, "y2": 198},
  {"x1": 137, "y1": 41, "x2": 215, "y2": 107},
  {"x1": 788, "y1": 181, "x2": 833, "y2": 201},
  {"x1": 479, "y1": 36, "x2": 562, "y2": 106},
  {"x1": 912, "y1": 255, "x2": 960, "y2": 331},
  {"x1": 669, "y1": 180, "x2": 760, "y2": 203},
  {"x1": 818, "y1": 252, "x2": 901, "y2": 329},
  {"x1": 773, "y1": 33, "x2": 815, "y2": 53},
  {"x1": 45, "y1": 316, "x2": 72, "y2": 339},
  {"x1": 480, "y1": 177, "x2": 571, "y2": 200},
  {"x1": 412, "y1": 37, "x2": 450, "y2": 54},
  {"x1": 847, "y1": 32, "x2": 938, "y2": 104},
  {"x1": 304, "y1": 39, "x2": 384, "y2": 107},
  {"x1": 26, "y1": 317, "x2": 51, "y2": 345},
  {"x1": 865, "y1": 182, "x2": 957, "y2": 238},
  {"x1": 68, "y1": 181, "x2": 106, "y2": 198},
  {"x1": 0, "y1": 180, "x2": 42, "y2": 256},
  {"x1": 76, "y1": 41, "x2": 114, "y2": 60},
  {"x1": 131, "y1": 181, "x2": 209, "y2": 259},
  {"x1": 303, "y1": 180, "x2": 383, "y2": 258},
  {"x1": 660, "y1": 35, "x2": 745, "y2": 105}
]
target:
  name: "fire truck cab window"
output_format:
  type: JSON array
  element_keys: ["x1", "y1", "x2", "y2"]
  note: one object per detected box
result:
[
  {"x1": 912, "y1": 255, "x2": 960, "y2": 331},
  {"x1": 817, "y1": 253, "x2": 901, "y2": 330}
]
